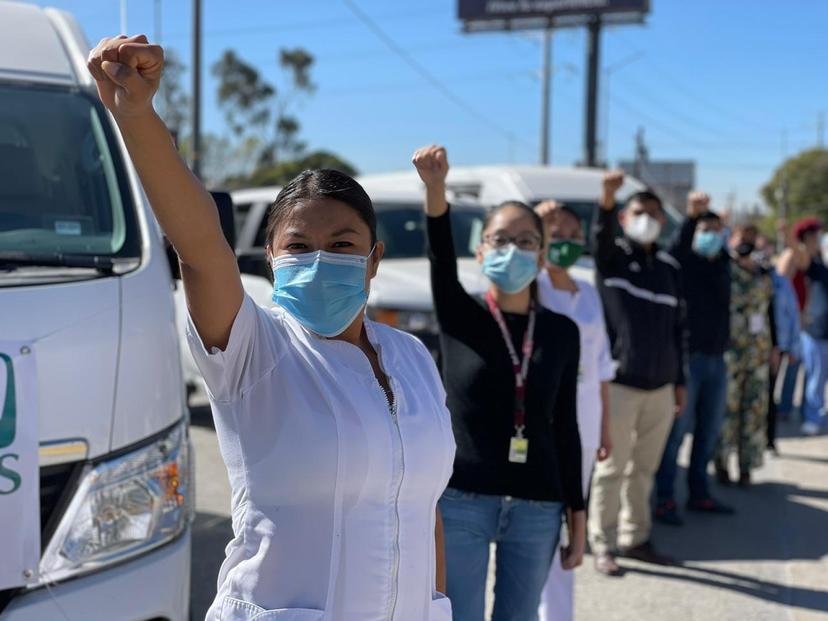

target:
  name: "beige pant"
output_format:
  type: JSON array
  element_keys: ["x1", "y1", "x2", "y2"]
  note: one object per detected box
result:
[{"x1": 588, "y1": 383, "x2": 675, "y2": 553}]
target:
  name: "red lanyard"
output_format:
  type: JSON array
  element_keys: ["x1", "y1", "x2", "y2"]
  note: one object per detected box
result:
[{"x1": 485, "y1": 291, "x2": 536, "y2": 437}]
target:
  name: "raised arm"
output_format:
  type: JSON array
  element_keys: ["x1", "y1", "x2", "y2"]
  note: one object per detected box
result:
[
  {"x1": 592, "y1": 171, "x2": 625, "y2": 275},
  {"x1": 413, "y1": 146, "x2": 480, "y2": 329},
  {"x1": 413, "y1": 145, "x2": 449, "y2": 220},
  {"x1": 87, "y1": 35, "x2": 242, "y2": 350},
  {"x1": 670, "y1": 191, "x2": 710, "y2": 259}
]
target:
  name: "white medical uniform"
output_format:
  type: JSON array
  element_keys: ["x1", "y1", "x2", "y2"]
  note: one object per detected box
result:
[
  {"x1": 187, "y1": 295, "x2": 456, "y2": 621},
  {"x1": 536, "y1": 270, "x2": 615, "y2": 621}
]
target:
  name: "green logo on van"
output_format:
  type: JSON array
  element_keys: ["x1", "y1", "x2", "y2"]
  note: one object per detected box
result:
[{"x1": 0, "y1": 353, "x2": 15, "y2": 450}]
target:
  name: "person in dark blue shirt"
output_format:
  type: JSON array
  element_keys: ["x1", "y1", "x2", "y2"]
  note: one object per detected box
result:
[{"x1": 654, "y1": 192, "x2": 733, "y2": 525}]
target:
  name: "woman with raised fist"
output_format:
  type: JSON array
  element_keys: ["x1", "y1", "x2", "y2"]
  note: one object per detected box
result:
[
  {"x1": 413, "y1": 144, "x2": 585, "y2": 621},
  {"x1": 88, "y1": 35, "x2": 455, "y2": 621}
]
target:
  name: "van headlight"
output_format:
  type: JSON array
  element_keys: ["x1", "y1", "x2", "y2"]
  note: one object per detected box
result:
[{"x1": 38, "y1": 420, "x2": 191, "y2": 584}]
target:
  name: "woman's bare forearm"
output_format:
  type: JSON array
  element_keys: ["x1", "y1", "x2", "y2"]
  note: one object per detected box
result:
[
  {"x1": 115, "y1": 111, "x2": 233, "y2": 269},
  {"x1": 435, "y1": 507, "x2": 446, "y2": 594}
]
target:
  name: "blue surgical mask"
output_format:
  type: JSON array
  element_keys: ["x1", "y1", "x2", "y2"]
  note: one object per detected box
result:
[
  {"x1": 482, "y1": 244, "x2": 539, "y2": 294},
  {"x1": 692, "y1": 230, "x2": 724, "y2": 258},
  {"x1": 272, "y1": 249, "x2": 373, "y2": 337}
]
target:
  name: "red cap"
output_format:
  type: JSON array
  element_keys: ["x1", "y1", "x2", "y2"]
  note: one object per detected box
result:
[{"x1": 792, "y1": 217, "x2": 822, "y2": 241}]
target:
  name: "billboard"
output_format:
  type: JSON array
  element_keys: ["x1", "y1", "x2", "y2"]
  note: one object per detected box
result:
[{"x1": 458, "y1": 0, "x2": 649, "y2": 23}]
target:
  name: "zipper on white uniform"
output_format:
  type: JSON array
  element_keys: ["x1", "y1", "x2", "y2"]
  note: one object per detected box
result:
[{"x1": 377, "y1": 376, "x2": 405, "y2": 621}]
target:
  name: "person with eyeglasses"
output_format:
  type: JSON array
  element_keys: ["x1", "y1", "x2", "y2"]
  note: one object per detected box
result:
[
  {"x1": 533, "y1": 200, "x2": 615, "y2": 621},
  {"x1": 413, "y1": 145, "x2": 585, "y2": 621}
]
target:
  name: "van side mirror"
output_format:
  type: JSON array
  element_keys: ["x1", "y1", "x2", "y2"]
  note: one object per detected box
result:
[{"x1": 211, "y1": 191, "x2": 236, "y2": 249}]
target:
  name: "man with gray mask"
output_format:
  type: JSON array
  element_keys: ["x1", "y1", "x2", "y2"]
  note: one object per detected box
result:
[{"x1": 588, "y1": 171, "x2": 687, "y2": 574}]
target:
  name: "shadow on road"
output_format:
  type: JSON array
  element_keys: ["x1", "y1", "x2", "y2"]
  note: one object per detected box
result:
[
  {"x1": 640, "y1": 422, "x2": 828, "y2": 615},
  {"x1": 621, "y1": 563, "x2": 828, "y2": 614},
  {"x1": 191, "y1": 511, "x2": 233, "y2": 620}
]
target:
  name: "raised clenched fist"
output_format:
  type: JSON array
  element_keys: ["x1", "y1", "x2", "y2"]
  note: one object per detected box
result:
[
  {"x1": 412, "y1": 145, "x2": 449, "y2": 188},
  {"x1": 87, "y1": 34, "x2": 164, "y2": 119},
  {"x1": 602, "y1": 170, "x2": 624, "y2": 196},
  {"x1": 600, "y1": 170, "x2": 624, "y2": 210},
  {"x1": 534, "y1": 200, "x2": 563, "y2": 225},
  {"x1": 687, "y1": 191, "x2": 711, "y2": 218}
]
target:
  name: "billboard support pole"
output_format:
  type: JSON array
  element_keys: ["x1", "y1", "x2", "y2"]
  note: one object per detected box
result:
[
  {"x1": 191, "y1": 0, "x2": 202, "y2": 179},
  {"x1": 584, "y1": 16, "x2": 602, "y2": 167},
  {"x1": 540, "y1": 27, "x2": 552, "y2": 165}
]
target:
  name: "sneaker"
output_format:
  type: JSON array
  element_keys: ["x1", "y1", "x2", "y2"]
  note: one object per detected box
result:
[
  {"x1": 738, "y1": 471, "x2": 751, "y2": 487},
  {"x1": 687, "y1": 497, "x2": 735, "y2": 515},
  {"x1": 715, "y1": 463, "x2": 732, "y2": 485},
  {"x1": 594, "y1": 552, "x2": 624, "y2": 577},
  {"x1": 620, "y1": 540, "x2": 679, "y2": 566},
  {"x1": 801, "y1": 421, "x2": 820, "y2": 436},
  {"x1": 654, "y1": 499, "x2": 684, "y2": 526}
]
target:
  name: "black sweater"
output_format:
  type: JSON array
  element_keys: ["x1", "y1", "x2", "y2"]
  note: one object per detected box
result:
[
  {"x1": 427, "y1": 210, "x2": 584, "y2": 510},
  {"x1": 593, "y1": 206, "x2": 687, "y2": 390},
  {"x1": 669, "y1": 216, "x2": 731, "y2": 355}
]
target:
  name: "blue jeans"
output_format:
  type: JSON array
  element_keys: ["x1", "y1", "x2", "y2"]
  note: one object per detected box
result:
[
  {"x1": 801, "y1": 332, "x2": 828, "y2": 426},
  {"x1": 778, "y1": 356, "x2": 800, "y2": 416},
  {"x1": 655, "y1": 353, "x2": 727, "y2": 502},
  {"x1": 439, "y1": 488, "x2": 563, "y2": 621}
]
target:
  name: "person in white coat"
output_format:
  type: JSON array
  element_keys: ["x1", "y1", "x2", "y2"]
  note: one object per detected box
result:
[
  {"x1": 87, "y1": 35, "x2": 455, "y2": 621},
  {"x1": 535, "y1": 201, "x2": 616, "y2": 620}
]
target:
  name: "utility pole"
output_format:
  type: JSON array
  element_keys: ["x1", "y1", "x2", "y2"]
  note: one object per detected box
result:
[
  {"x1": 191, "y1": 0, "x2": 202, "y2": 179},
  {"x1": 154, "y1": 0, "x2": 162, "y2": 43},
  {"x1": 583, "y1": 16, "x2": 602, "y2": 167},
  {"x1": 818, "y1": 111, "x2": 825, "y2": 148},
  {"x1": 119, "y1": 0, "x2": 127, "y2": 34},
  {"x1": 539, "y1": 27, "x2": 553, "y2": 165}
]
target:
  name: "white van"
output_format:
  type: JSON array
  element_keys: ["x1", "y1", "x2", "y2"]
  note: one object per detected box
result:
[
  {"x1": 0, "y1": 4, "x2": 191, "y2": 620},
  {"x1": 229, "y1": 184, "x2": 488, "y2": 355},
  {"x1": 359, "y1": 164, "x2": 684, "y2": 282}
]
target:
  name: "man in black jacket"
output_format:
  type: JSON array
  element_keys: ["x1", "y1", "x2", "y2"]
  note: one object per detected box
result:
[
  {"x1": 588, "y1": 171, "x2": 687, "y2": 575},
  {"x1": 654, "y1": 192, "x2": 733, "y2": 526}
]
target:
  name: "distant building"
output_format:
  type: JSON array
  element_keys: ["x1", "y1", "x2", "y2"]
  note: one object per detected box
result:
[{"x1": 619, "y1": 160, "x2": 696, "y2": 215}]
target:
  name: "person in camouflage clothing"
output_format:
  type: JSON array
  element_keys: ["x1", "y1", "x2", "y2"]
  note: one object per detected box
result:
[{"x1": 716, "y1": 224, "x2": 777, "y2": 487}]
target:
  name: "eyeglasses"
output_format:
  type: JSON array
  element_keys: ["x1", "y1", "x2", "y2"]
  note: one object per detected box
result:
[{"x1": 483, "y1": 233, "x2": 543, "y2": 251}]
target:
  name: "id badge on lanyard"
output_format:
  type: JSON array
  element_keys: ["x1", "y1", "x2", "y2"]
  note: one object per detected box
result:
[{"x1": 485, "y1": 292, "x2": 536, "y2": 464}]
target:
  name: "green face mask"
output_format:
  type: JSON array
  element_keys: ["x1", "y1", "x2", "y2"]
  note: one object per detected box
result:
[{"x1": 547, "y1": 240, "x2": 585, "y2": 268}]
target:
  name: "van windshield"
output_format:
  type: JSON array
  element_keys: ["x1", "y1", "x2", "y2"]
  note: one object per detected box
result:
[
  {"x1": 375, "y1": 203, "x2": 484, "y2": 259},
  {"x1": 0, "y1": 84, "x2": 139, "y2": 261}
]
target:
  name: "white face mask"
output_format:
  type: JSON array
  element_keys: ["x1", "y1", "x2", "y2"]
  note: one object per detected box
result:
[{"x1": 624, "y1": 213, "x2": 662, "y2": 245}]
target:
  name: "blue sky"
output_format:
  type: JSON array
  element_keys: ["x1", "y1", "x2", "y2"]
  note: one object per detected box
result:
[{"x1": 38, "y1": 0, "x2": 828, "y2": 211}]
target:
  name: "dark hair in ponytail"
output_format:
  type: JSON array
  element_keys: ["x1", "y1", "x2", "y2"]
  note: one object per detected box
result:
[
  {"x1": 482, "y1": 200, "x2": 544, "y2": 238},
  {"x1": 264, "y1": 169, "x2": 377, "y2": 248}
]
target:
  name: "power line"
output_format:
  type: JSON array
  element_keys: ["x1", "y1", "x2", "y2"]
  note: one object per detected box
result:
[
  {"x1": 165, "y1": 8, "x2": 437, "y2": 40},
  {"x1": 321, "y1": 69, "x2": 538, "y2": 97},
  {"x1": 342, "y1": 0, "x2": 534, "y2": 149},
  {"x1": 610, "y1": 32, "x2": 773, "y2": 133},
  {"x1": 610, "y1": 92, "x2": 701, "y2": 145},
  {"x1": 615, "y1": 74, "x2": 737, "y2": 138}
]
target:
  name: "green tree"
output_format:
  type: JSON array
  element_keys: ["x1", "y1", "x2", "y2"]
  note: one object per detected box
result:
[
  {"x1": 210, "y1": 47, "x2": 316, "y2": 170},
  {"x1": 211, "y1": 49, "x2": 274, "y2": 138},
  {"x1": 762, "y1": 148, "x2": 828, "y2": 222},
  {"x1": 156, "y1": 49, "x2": 189, "y2": 140},
  {"x1": 221, "y1": 150, "x2": 358, "y2": 189}
]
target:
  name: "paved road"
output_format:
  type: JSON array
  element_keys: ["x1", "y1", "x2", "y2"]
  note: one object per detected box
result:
[{"x1": 189, "y1": 403, "x2": 828, "y2": 620}]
